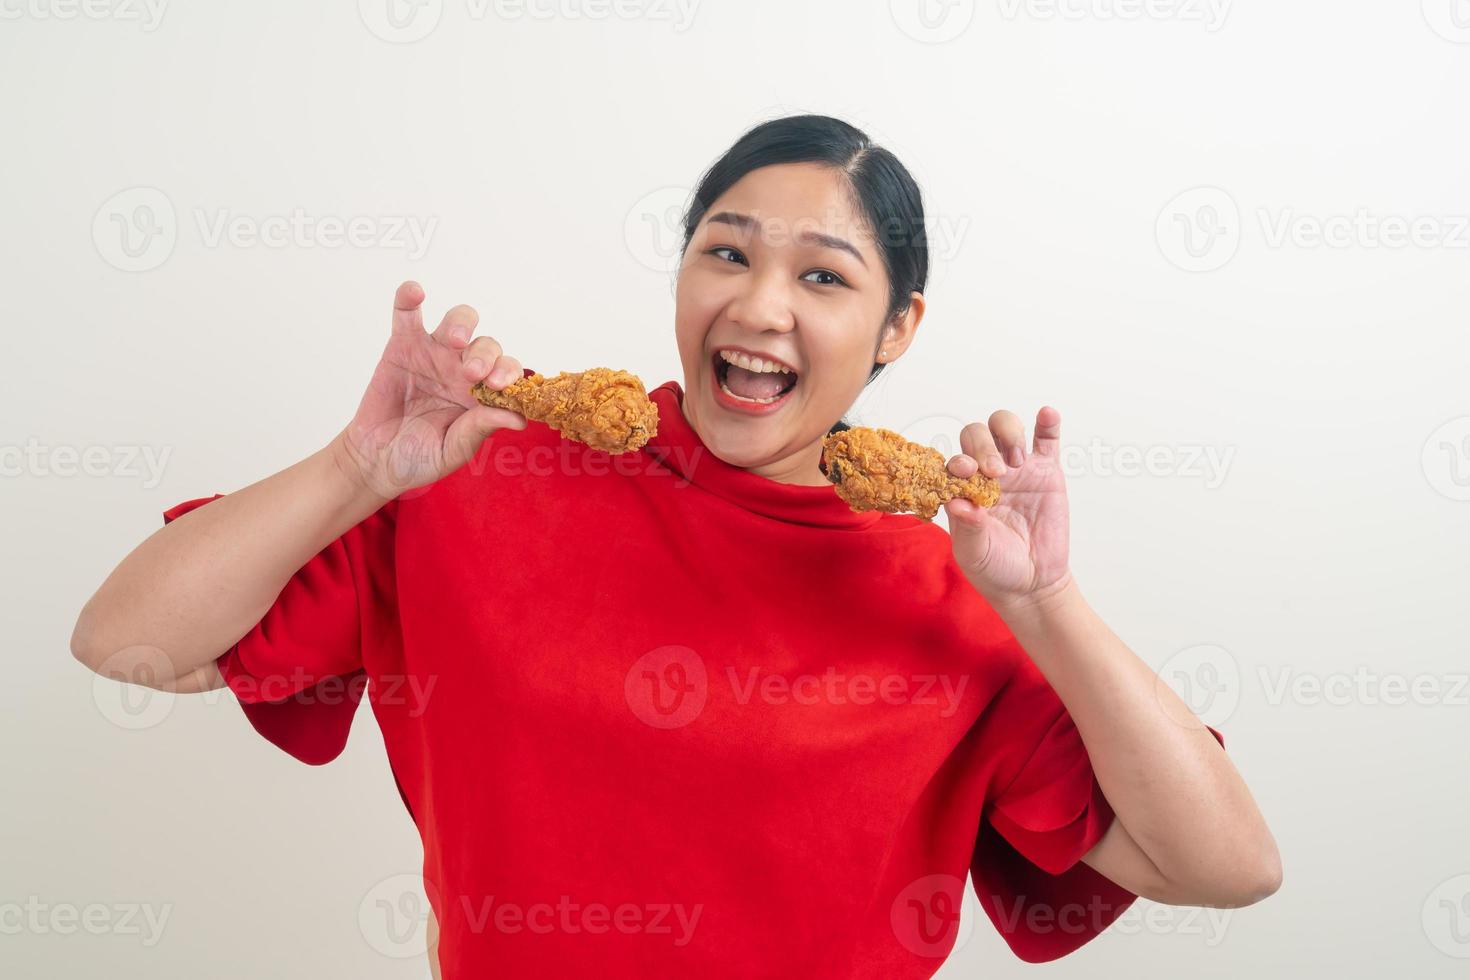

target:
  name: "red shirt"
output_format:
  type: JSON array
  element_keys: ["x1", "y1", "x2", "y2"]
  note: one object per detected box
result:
[{"x1": 163, "y1": 377, "x2": 1225, "y2": 977}]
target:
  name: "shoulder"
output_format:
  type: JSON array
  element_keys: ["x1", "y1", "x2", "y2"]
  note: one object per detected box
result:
[
  {"x1": 869, "y1": 511, "x2": 950, "y2": 540},
  {"x1": 391, "y1": 419, "x2": 563, "y2": 522},
  {"x1": 858, "y1": 512, "x2": 958, "y2": 568},
  {"x1": 874, "y1": 518, "x2": 1021, "y2": 663},
  {"x1": 847, "y1": 514, "x2": 998, "y2": 612}
]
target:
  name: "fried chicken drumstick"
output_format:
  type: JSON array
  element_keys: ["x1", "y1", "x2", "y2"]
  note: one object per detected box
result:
[
  {"x1": 819, "y1": 426, "x2": 1001, "y2": 521},
  {"x1": 471, "y1": 367, "x2": 659, "y2": 454}
]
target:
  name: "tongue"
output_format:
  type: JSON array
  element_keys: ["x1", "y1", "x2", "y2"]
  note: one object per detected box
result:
[{"x1": 724, "y1": 364, "x2": 790, "y2": 400}]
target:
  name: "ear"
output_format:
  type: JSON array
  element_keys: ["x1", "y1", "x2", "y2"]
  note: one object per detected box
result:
[{"x1": 875, "y1": 291, "x2": 925, "y2": 364}]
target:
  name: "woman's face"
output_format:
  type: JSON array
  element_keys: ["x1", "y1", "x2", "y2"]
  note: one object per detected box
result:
[{"x1": 674, "y1": 162, "x2": 922, "y2": 485}]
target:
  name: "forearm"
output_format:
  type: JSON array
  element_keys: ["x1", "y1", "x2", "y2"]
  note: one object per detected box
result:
[
  {"x1": 71, "y1": 430, "x2": 389, "y2": 688},
  {"x1": 995, "y1": 578, "x2": 1281, "y2": 904}
]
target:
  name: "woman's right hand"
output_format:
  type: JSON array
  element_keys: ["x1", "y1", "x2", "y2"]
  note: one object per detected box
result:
[{"x1": 332, "y1": 281, "x2": 528, "y2": 500}]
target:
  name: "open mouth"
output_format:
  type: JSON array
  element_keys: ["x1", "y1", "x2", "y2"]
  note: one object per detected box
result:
[{"x1": 712, "y1": 349, "x2": 799, "y2": 407}]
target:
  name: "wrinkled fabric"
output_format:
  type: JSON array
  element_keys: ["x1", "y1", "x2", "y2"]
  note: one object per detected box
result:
[{"x1": 161, "y1": 376, "x2": 1228, "y2": 976}]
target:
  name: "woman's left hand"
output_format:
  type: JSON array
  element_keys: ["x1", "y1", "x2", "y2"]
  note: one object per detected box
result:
[{"x1": 944, "y1": 406, "x2": 1073, "y2": 616}]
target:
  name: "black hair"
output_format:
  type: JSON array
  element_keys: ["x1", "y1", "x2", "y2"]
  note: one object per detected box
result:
[{"x1": 678, "y1": 114, "x2": 929, "y2": 435}]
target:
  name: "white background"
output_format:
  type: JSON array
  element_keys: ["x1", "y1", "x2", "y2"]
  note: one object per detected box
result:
[{"x1": 4, "y1": 1, "x2": 1469, "y2": 977}]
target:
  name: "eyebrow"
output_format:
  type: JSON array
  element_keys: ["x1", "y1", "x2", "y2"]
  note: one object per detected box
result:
[{"x1": 705, "y1": 211, "x2": 867, "y2": 269}]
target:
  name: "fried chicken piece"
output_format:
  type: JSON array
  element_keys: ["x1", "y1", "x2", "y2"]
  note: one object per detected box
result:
[
  {"x1": 820, "y1": 426, "x2": 1001, "y2": 521},
  {"x1": 471, "y1": 368, "x2": 659, "y2": 454}
]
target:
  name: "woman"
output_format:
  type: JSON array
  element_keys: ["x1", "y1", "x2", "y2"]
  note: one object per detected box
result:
[{"x1": 72, "y1": 114, "x2": 1280, "y2": 978}]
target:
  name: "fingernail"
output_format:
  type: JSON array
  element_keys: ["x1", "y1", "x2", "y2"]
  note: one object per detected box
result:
[
  {"x1": 1007, "y1": 446, "x2": 1023, "y2": 467},
  {"x1": 987, "y1": 454, "x2": 1005, "y2": 473},
  {"x1": 452, "y1": 327, "x2": 470, "y2": 344},
  {"x1": 491, "y1": 365, "x2": 516, "y2": 387},
  {"x1": 465, "y1": 358, "x2": 485, "y2": 376}
]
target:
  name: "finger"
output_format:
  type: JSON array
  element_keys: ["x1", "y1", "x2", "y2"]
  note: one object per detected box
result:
[
  {"x1": 1033, "y1": 406, "x2": 1062, "y2": 458},
  {"x1": 959, "y1": 422, "x2": 1005, "y2": 479},
  {"x1": 946, "y1": 453, "x2": 978, "y2": 479},
  {"x1": 482, "y1": 354, "x2": 523, "y2": 390},
  {"x1": 989, "y1": 410, "x2": 1026, "y2": 468},
  {"x1": 460, "y1": 335, "x2": 506, "y2": 382},
  {"x1": 432, "y1": 303, "x2": 479, "y2": 348},
  {"x1": 944, "y1": 498, "x2": 998, "y2": 558},
  {"x1": 392, "y1": 281, "x2": 426, "y2": 336},
  {"x1": 442, "y1": 405, "x2": 527, "y2": 472}
]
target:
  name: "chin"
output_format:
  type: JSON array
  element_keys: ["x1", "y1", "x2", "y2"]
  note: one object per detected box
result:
[
  {"x1": 683, "y1": 363, "x2": 818, "y2": 469},
  {"x1": 697, "y1": 416, "x2": 783, "y2": 469}
]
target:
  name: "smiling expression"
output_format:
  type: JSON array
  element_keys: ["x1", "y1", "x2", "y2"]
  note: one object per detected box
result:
[{"x1": 674, "y1": 162, "x2": 924, "y2": 486}]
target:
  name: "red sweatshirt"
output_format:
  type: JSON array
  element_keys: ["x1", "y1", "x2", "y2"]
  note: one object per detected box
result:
[{"x1": 162, "y1": 377, "x2": 1225, "y2": 977}]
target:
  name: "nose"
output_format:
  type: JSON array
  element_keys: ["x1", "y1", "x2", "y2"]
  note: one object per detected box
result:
[{"x1": 726, "y1": 269, "x2": 796, "y2": 335}]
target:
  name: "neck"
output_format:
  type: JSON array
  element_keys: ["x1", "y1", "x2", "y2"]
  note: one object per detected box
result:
[
  {"x1": 746, "y1": 440, "x2": 830, "y2": 486},
  {"x1": 680, "y1": 397, "x2": 832, "y2": 487}
]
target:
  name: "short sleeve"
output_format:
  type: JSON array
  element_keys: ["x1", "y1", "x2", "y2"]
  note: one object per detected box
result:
[
  {"x1": 969, "y1": 645, "x2": 1225, "y2": 962},
  {"x1": 162, "y1": 492, "x2": 397, "y2": 765}
]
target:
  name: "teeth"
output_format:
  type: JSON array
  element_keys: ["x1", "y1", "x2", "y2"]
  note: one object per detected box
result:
[
  {"x1": 720, "y1": 381, "x2": 785, "y2": 405},
  {"x1": 719, "y1": 349, "x2": 792, "y2": 375}
]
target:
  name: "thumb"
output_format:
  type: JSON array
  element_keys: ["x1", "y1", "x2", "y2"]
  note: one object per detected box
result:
[
  {"x1": 944, "y1": 497, "x2": 997, "y2": 570},
  {"x1": 442, "y1": 405, "x2": 526, "y2": 474}
]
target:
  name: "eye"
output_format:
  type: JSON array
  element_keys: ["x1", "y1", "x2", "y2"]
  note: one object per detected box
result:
[
  {"x1": 707, "y1": 246, "x2": 748, "y2": 266},
  {"x1": 802, "y1": 269, "x2": 847, "y2": 287}
]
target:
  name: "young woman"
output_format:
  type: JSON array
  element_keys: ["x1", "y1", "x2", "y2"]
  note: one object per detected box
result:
[{"x1": 72, "y1": 114, "x2": 1280, "y2": 978}]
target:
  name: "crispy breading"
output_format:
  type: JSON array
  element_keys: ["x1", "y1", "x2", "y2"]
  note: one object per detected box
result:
[
  {"x1": 820, "y1": 426, "x2": 1001, "y2": 521},
  {"x1": 471, "y1": 368, "x2": 659, "y2": 454}
]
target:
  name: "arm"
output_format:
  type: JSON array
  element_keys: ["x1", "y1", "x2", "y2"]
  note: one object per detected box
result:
[
  {"x1": 71, "y1": 281, "x2": 528, "y2": 693},
  {"x1": 70, "y1": 436, "x2": 388, "y2": 692},
  {"x1": 945, "y1": 408, "x2": 1281, "y2": 909},
  {"x1": 999, "y1": 577, "x2": 1279, "y2": 907}
]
